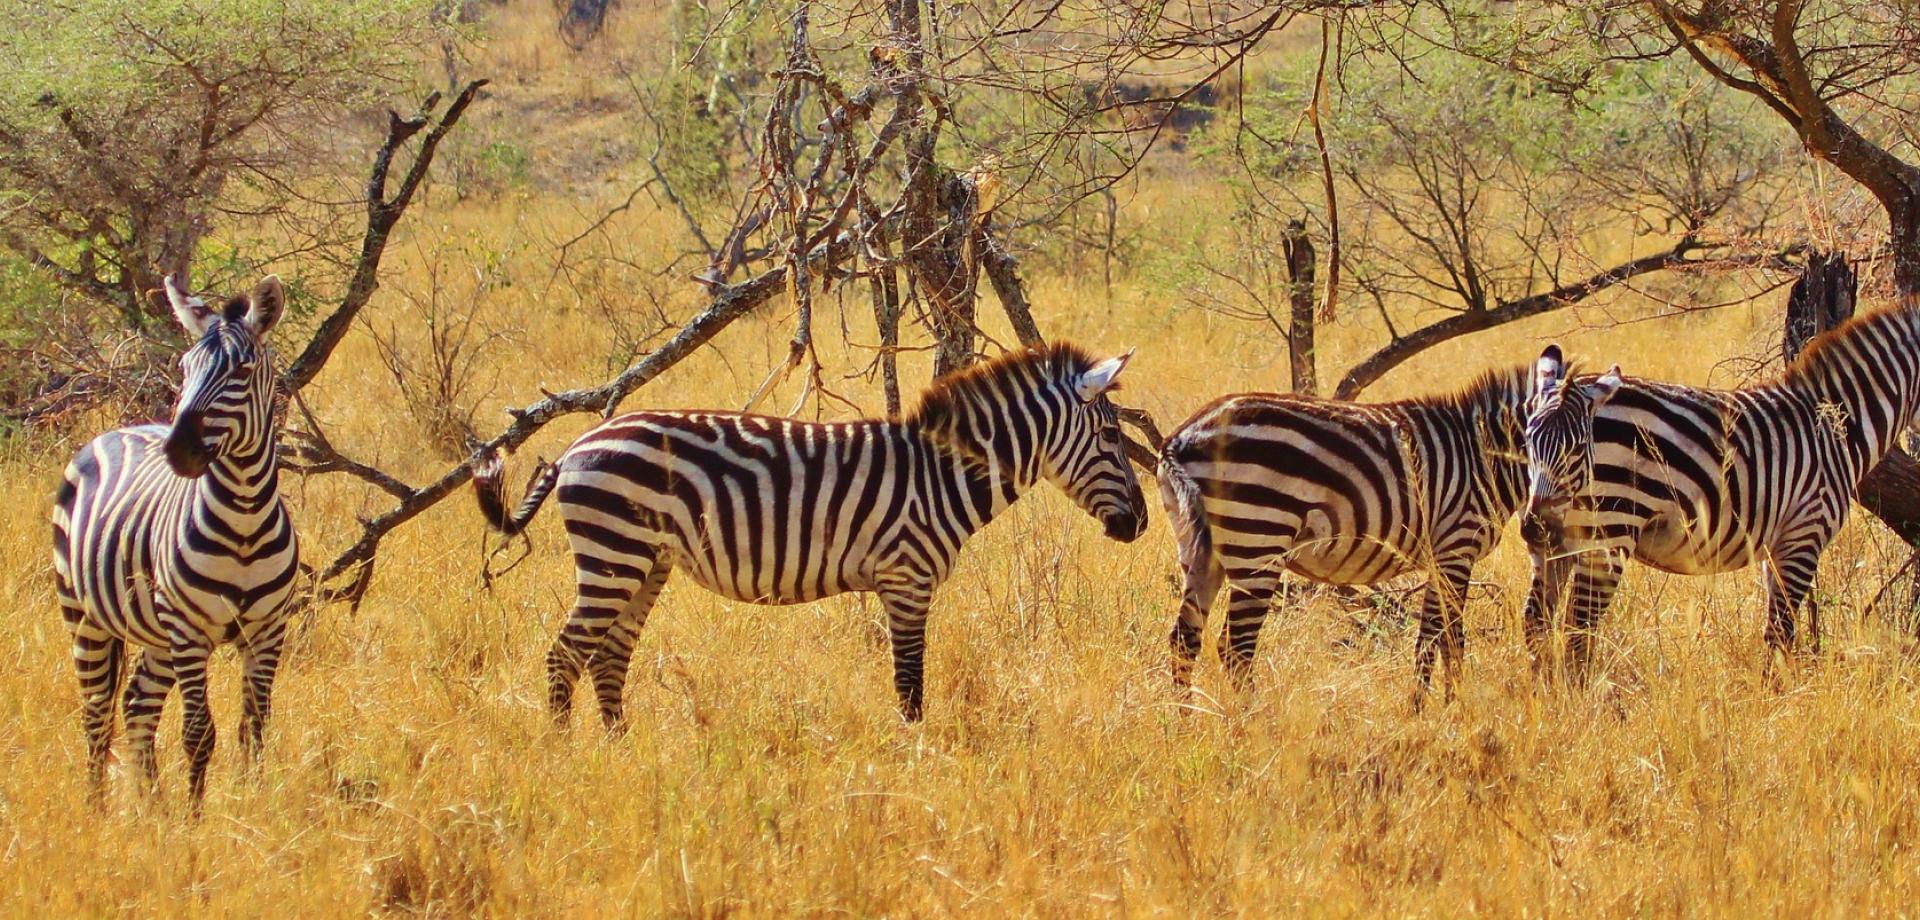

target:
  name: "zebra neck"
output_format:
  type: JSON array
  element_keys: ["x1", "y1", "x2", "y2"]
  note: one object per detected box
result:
[
  {"x1": 1400, "y1": 376, "x2": 1529, "y2": 515},
  {"x1": 1796, "y1": 304, "x2": 1920, "y2": 476},
  {"x1": 200, "y1": 437, "x2": 281, "y2": 507},
  {"x1": 910, "y1": 428, "x2": 1029, "y2": 531}
]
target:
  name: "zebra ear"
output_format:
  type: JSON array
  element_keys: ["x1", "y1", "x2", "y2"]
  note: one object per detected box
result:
[
  {"x1": 1535, "y1": 344, "x2": 1566, "y2": 398},
  {"x1": 246, "y1": 275, "x2": 285, "y2": 335},
  {"x1": 1074, "y1": 348, "x2": 1133, "y2": 402},
  {"x1": 165, "y1": 274, "x2": 216, "y2": 338},
  {"x1": 1585, "y1": 364, "x2": 1624, "y2": 405}
]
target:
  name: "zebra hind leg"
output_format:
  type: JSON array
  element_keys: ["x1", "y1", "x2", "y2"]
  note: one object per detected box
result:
[
  {"x1": 550, "y1": 550, "x2": 659, "y2": 730},
  {"x1": 70, "y1": 620, "x2": 123, "y2": 801},
  {"x1": 587, "y1": 562, "x2": 670, "y2": 735},
  {"x1": 1216, "y1": 573, "x2": 1281, "y2": 697},
  {"x1": 122, "y1": 650, "x2": 177, "y2": 792},
  {"x1": 1168, "y1": 556, "x2": 1223, "y2": 699}
]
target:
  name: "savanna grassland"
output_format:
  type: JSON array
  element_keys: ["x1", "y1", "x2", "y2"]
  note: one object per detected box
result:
[{"x1": 4, "y1": 4, "x2": 1920, "y2": 916}]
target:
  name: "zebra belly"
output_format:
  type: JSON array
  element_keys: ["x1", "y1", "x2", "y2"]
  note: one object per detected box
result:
[
  {"x1": 1283, "y1": 535, "x2": 1424, "y2": 584},
  {"x1": 1215, "y1": 517, "x2": 1425, "y2": 585},
  {"x1": 558, "y1": 468, "x2": 884, "y2": 607},
  {"x1": 1633, "y1": 515, "x2": 1753, "y2": 575},
  {"x1": 671, "y1": 558, "x2": 870, "y2": 605}
]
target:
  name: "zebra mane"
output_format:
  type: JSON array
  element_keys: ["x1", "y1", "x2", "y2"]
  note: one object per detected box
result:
[
  {"x1": 906, "y1": 341, "x2": 1099, "y2": 458},
  {"x1": 1781, "y1": 299, "x2": 1918, "y2": 390},
  {"x1": 1403, "y1": 364, "x2": 1541, "y2": 417}
]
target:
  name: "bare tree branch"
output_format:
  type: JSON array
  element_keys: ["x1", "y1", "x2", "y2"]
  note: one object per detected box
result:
[{"x1": 280, "y1": 79, "x2": 488, "y2": 393}]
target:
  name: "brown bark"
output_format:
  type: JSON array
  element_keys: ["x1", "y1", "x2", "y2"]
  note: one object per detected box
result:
[
  {"x1": 1334, "y1": 237, "x2": 1712, "y2": 400},
  {"x1": 1781, "y1": 251, "x2": 1855, "y2": 364},
  {"x1": 1282, "y1": 219, "x2": 1317, "y2": 395}
]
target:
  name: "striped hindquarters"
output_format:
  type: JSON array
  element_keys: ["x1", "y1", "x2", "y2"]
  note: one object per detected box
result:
[{"x1": 1160, "y1": 395, "x2": 1426, "y2": 586}]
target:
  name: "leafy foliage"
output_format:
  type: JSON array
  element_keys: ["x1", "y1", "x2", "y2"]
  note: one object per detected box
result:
[{"x1": 0, "y1": 0, "x2": 448, "y2": 423}]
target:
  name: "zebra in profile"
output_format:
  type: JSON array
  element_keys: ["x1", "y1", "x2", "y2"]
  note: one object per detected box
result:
[
  {"x1": 1157, "y1": 357, "x2": 1551, "y2": 699},
  {"x1": 1520, "y1": 302, "x2": 1920, "y2": 675},
  {"x1": 473, "y1": 342, "x2": 1147, "y2": 725},
  {"x1": 52, "y1": 274, "x2": 300, "y2": 807}
]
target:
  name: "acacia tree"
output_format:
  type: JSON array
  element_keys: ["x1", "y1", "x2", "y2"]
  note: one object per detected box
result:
[
  {"x1": 301, "y1": 1, "x2": 1368, "y2": 602},
  {"x1": 0, "y1": 0, "x2": 452, "y2": 419},
  {"x1": 1642, "y1": 2, "x2": 1920, "y2": 543},
  {"x1": 1191, "y1": 9, "x2": 1796, "y2": 399}
]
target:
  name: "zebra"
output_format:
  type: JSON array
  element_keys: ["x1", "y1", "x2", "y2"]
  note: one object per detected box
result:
[
  {"x1": 472, "y1": 342, "x2": 1148, "y2": 726},
  {"x1": 1520, "y1": 302, "x2": 1920, "y2": 676},
  {"x1": 1156, "y1": 357, "x2": 1550, "y2": 699},
  {"x1": 51, "y1": 274, "x2": 300, "y2": 807}
]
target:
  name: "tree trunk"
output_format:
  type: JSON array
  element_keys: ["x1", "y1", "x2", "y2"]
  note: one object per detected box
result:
[
  {"x1": 913, "y1": 172, "x2": 983, "y2": 378},
  {"x1": 1781, "y1": 251, "x2": 1855, "y2": 363},
  {"x1": 1282, "y1": 219, "x2": 1317, "y2": 396},
  {"x1": 871, "y1": 261, "x2": 903, "y2": 418}
]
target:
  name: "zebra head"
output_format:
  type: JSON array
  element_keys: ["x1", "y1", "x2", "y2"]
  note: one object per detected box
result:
[
  {"x1": 162, "y1": 274, "x2": 286, "y2": 478},
  {"x1": 1047, "y1": 349, "x2": 1149, "y2": 542},
  {"x1": 1520, "y1": 344, "x2": 1621, "y2": 548}
]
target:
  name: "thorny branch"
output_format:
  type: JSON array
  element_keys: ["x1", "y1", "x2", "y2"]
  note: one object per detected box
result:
[{"x1": 281, "y1": 79, "x2": 489, "y2": 393}]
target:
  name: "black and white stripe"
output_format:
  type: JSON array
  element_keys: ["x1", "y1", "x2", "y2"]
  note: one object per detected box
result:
[
  {"x1": 1157, "y1": 362, "x2": 1544, "y2": 698},
  {"x1": 51, "y1": 274, "x2": 299, "y2": 806},
  {"x1": 1521, "y1": 304, "x2": 1920, "y2": 674},
  {"x1": 474, "y1": 342, "x2": 1148, "y2": 725}
]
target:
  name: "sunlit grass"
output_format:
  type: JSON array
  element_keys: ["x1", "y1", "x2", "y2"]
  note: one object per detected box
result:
[{"x1": 3, "y1": 6, "x2": 1919, "y2": 915}]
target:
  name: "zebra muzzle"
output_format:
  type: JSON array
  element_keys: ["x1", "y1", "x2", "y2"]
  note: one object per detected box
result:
[
  {"x1": 1104, "y1": 510, "x2": 1147, "y2": 543},
  {"x1": 1520, "y1": 508, "x2": 1563, "y2": 550},
  {"x1": 165, "y1": 414, "x2": 215, "y2": 478}
]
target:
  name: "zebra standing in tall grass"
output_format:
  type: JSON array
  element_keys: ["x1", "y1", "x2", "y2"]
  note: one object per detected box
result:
[
  {"x1": 1157, "y1": 359, "x2": 1553, "y2": 699},
  {"x1": 1520, "y1": 302, "x2": 1920, "y2": 674},
  {"x1": 474, "y1": 342, "x2": 1147, "y2": 725},
  {"x1": 52, "y1": 274, "x2": 299, "y2": 807}
]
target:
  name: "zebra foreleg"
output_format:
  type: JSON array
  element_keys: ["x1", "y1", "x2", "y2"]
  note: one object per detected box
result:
[
  {"x1": 1522, "y1": 553, "x2": 1573, "y2": 681},
  {"x1": 237, "y1": 623, "x2": 288, "y2": 773},
  {"x1": 70, "y1": 621, "x2": 123, "y2": 799},
  {"x1": 586, "y1": 563, "x2": 669, "y2": 735},
  {"x1": 122, "y1": 649, "x2": 176, "y2": 791},
  {"x1": 1413, "y1": 563, "x2": 1471, "y2": 706},
  {"x1": 878, "y1": 584, "x2": 935, "y2": 722},
  {"x1": 169, "y1": 635, "x2": 217, "y2": 813},
  {"x1": 1762, "y1": 540, "x2": 1825, "y2": 663},
  {"x1": 1565, "y1": 549, "x2": 1626, "y2": 685}
]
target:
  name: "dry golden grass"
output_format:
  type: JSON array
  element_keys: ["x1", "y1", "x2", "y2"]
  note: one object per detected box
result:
[{"x1": 6, "y1": 10, "x2": 1920, "y2": 917}]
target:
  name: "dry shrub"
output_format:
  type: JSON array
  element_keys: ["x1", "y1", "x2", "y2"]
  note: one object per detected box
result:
[
  {"x1": 372, "y1": 805, "x2": 507, "y2": 916},
  {"x1": 364, "y1": 238, "x2": 517, "y2": 461}
]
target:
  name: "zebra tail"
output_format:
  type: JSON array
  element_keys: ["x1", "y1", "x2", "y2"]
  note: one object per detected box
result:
[
  {"x1": 472, "y1": 449, "x2": 560, "y2": 536},
  {"x1": 1157, "y1": 450, "x2": 1221, "y2": 605}
]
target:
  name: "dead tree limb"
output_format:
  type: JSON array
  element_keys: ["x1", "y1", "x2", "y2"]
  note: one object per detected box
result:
[
  {"x1": 280, "y1": 79, "x2": 488, "y2": 393},
  {"x1": 307, "y1": 234, "x2": 856, "y2": 606},
  {"x1": 1335, "y1": 237, "x2": 1718, "y2": 399},
  {"x1": 1283, "y1": 219, "x2": 1318, "y2": 395}
]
